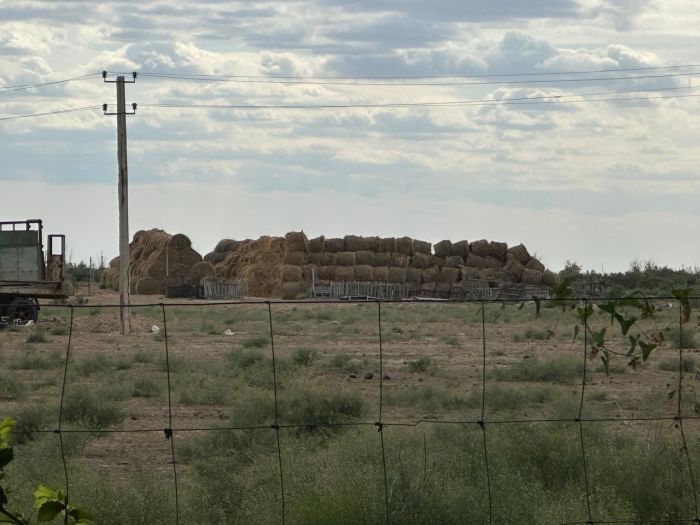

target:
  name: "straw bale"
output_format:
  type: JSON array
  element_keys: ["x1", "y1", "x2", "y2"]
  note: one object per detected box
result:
[
  {"x1": 504, "y1": 254, "x2": 526, "y2": 280},
  {"x1": 434, "y1": 240, "x2": 452, "y2": 258},
  {"x1": 336, "y1": 252, "x2": 355, "y2": 266},
  {"x1": 362, "y1": 236, "x2": 382, "y2": 252},
  {"x1": 526, "y1": 258, "x2": 545, "y2": 273},
  {"x1": 354, "y1": 265, "x2": 374, "y2": 281},
  {"x1": 480, "y1": 269, "x2": 501, "y2": 285},
  {"x1": 387, "y1": 267, "x2": 406, "y2": 282},
  {"x1": 188, "y1": 261, "x2": 214, "y2": 282},
  {"x1": 508, "y1": 244, "x2": 531, "y2": 265},
  {"x1": 204, "y1": 251, "x2": 226, "y2": 265},
  {"x1": 285, "y1": 231, "x2": 309, "y2": 253},
  {"x1": 320, "y1": 253, "x2": 337, "y2": 266},
  {"x1": 430, "y1": 256, "x2": 445, "y2": 268},
  {"x1": 381, "y1": 238, "x2": 397, "y2": 253},
  {"x1": 215, "y1": 239, "x2": 238, "y2": 253},
  {"x1": 451, "y1": 240, "x2": 470, "y2": 258},
  {"x1": 497, "y1": 269, "x2": 515, "y2": 283},
  {"x1": 167, "y1": 263, "x2": 188, "y2": 278},
  {"x1": 414, "y1": 240, "x2": 432, "y2": 255},
  {"x1": 281, "y1": 265, "x2": 303, "y2": 282},
  {"x1": 355, "y1": 250, "x2": 374, "y2": 266},
  {"x1": 470, "y1": 239, "x2": 490, "y2": 257},
  {"x1": 134, "y1": 277, "x2": 164, "y2": 295},
  {"x1": 489, "y1": 241, "x2": 508, "y2": 261},
  {"x1": 344, "y1": 235, "x2": 363, "y2": 252},
  {"x1": 335, "y1": 266, "x2": 354, "y2": 281},
  {"x1": 410, "y1": 253, "x2": 431, "y2": 269},
  {"x1": 318, "y1": 266, "x2": 335, "y2": 281},
  {"x1": 109, "y1": 257, "x2": 119, "y2": 268},
  {"x1": 284, "y1": 251, "x2": 308, "y2": 266},
  {"x1": 373, "y1": 266, "x2": 389, "y2": 281},
  {"x1": 521, "y1": 269, "x2": 543, "y2": 286},
  {"x1": 168, "y1": 233, "x2": 191, "y2": 251},
  {"x1": 372, "y1": 252, "x2": 391, "y2": 267},
  {"x1": 542, "y1": 270, "x2": 560, "y2": 287},
  {"x1": 179, "y1": 248, "x2": 203, "y2": 267},
  {"x1": 390, "y1": 253, "x2": 409, "y2": 267},
  {"x1": 405, "y1": 267, "x2": 423, "y2": 282},
  {"x1": 465, "y1": 254, "x2": 487, "y2": 269},
  {"x1": 308, "y1": 236, "x2": 326, "y2": 253},
  {"x1": 438, "y1": 267, "x2": 460, "y2": 283},
  {"x1": 396, "y1": 236, "x2": 414, "y2": 255},
  {"x1": 460, "y1": 266, "x2": 480, "y2": 281},
  {"x1": 423, "y1": 266, "x2": 440, "y2": 283},
  {"x1": 445, "y1": 256, "x2": 464, "y2": 268},
  {"x1": 308, "y1": 252, "x2": 324, "y2": 265},
  {"x1": 281, "y1": 281, "x2": 308, "y2": 300},
  {"x1": 325, "y1": 238, "x2": 345, "y2": 253},
  {"x1": 303, "y1": 264, "x2": 319, "y2": 282},
  {"x1": 483, "y1": 256, "x2": 502, "y2": 269}
]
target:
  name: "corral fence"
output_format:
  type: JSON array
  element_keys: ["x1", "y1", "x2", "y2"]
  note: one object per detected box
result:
[{"x1": 4, "y1": 295, "x2": 700, "y2": 524}]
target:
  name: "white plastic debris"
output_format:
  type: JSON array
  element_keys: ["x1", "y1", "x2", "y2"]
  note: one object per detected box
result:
[
  {"x1": 24, "y1": 320, "x2": 34, "y2": 327},
  {"x1": 151, "y1": 325, "x2": 161, "y2": 333},
  {"x1": 224, "y1": 329, "x2": 235, "y2": 336}
]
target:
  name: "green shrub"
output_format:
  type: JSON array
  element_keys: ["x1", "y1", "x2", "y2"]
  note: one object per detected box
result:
[
  {"x1": 283, "y1": 388, "x2": 364, "y2": 431},
  {"x1": 408, "y1": 356, "x2": 436, "y2": 374},
  {"x1": 25, "y1": 331, "x2": 47, "y2": 343},
  {"x1": 0, "y1": 372, "x2": 27, "y2": 400},
  {"x1": 132, "y1": 377, "x2": 163, "y2": 398},
  {"x1": 10, "y1": 350, "x2": 63, "y2": 370},
  {"x1": 292, "y1": 347, "x2": 316, "y2": 367},
  {"x1": 667, "y1": 326, "x2": 697, "y2": 349},
  {"x1": 327, "y1": 353, "x2": 367, "y2": 375},
  {"x1": 11, "y1": 405, "x2": 51, "y2": 444},
  {"x1": 62, "y1": 391, "x2": 123, "y2": 430},
  {"x1": 241, "y1": 336, "x2": 269, "y2": 349},
  {"x1": 491, "y1": 356, "x2": 583, "y2": 384},
  {"x1": 228, "y1": 349, "x2": 265, "y2": 369},
  {"x1": 658, "y1": 355, "x2": 696, "y2": 373}
]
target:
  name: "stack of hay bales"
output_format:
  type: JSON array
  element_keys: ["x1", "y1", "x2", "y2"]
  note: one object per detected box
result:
[{"x1": 101, "y1": 229, "x2": 208, "y2": 295}]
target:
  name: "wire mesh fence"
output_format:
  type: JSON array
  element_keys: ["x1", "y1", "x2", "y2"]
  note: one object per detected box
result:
[{"x1": 3, "y1": 296, "x2": 700, "y2": 524}]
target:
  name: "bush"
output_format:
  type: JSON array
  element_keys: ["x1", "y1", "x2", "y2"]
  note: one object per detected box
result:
[
  {"x1": 292, "y1": 347, "x2": 316, "y2": 367},
  {"x1": 132, "y1": 377, "x2": 163, "y2": 398},
  {"x1": 283, "y1": 388, "x2": 364, "y2": 431},
  {"x1": 241, "y1": 336, "x2": 268, "y2": 349},
  {"x1": 25, "y1": 331, "x2": 47, "y2": 343},
  {"x1": 0, "y1": 372, "x2": 27, "y2": 400},
  {"x1": 228, "y1": 349, "x2": 265, "y2": 369},
  {"x1": 491, "y1": 356, "x2": 583, "y2": 384},
  {"x1": 667, "y1": 326, "x2": 697, "y2": 349},
  {"x1": 62, "y1": 391, "x2": 123, "y2": 430},
  {"x1": 10, "y1": 405, "x2": 51, "y2": 444},
  {"x1": 11, "y1": 350, "x2": 63, "y2": 370},
  {"x1": 408, "y1": 357, "x2": 436, "y2": 374},
  {"x1": 658, "y1": 356, "x2": 696, "y2": 373}
]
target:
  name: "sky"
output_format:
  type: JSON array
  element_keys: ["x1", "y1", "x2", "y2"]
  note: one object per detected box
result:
[{"x1": 1, "y1": 0, "x2": 699, "y2": 272}]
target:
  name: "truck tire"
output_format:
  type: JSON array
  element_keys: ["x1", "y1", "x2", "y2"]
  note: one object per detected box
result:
[{"x1": 7, "y1": 298, "x2": 39, "y2": 324}]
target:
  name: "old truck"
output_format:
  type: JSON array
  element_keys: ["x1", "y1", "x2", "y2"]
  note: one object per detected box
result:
[{"x1": 0, "y1": 220, "x2": 66, "y2": 324}]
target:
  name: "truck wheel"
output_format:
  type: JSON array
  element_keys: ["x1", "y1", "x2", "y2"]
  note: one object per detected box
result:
[{"x1": 7, "y1": 298, "x2": 39, "y2": 324}]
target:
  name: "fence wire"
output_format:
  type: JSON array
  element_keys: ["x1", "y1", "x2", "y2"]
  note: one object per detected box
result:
[{"x1": 8, "y1": 295, "x2": 700, "y2": 524}]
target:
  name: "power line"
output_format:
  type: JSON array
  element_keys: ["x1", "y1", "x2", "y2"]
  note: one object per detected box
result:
[
  {"x1": 0, "y1": 105, "x2": 101, "y2": 122},
  {"x1": 0, "y1": 73, "x2": 101, "y2": 94}
]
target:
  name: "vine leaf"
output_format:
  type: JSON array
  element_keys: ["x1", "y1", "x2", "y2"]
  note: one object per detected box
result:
[
  {"x1": 573, "y1": 324, "x2": 579, "y2": 344},
  {"x1": 627, "y1": 334, "x2": 640, "y2": 356},
  {"x1": 672, "y1": 288, "x2": 692, "y2": 324},
  {"x1": 532, "y1": 296, "x2": 541, "y2": 318},
  {"x1": 616, "y1": 315, "x2": 637, "y2": 336},
  {"x1": 640, "y1": 341, "x2": 657, "y2": 361}
]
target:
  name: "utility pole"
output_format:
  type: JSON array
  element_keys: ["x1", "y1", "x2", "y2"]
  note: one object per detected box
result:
[{"x1": 103, "y1": 71, "x2": 137, "y2": 335}]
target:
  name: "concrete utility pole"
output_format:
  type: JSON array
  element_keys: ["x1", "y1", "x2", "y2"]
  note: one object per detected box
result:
[{"x1": 103, "y1": 71, "x2": 137, "y2": 335}]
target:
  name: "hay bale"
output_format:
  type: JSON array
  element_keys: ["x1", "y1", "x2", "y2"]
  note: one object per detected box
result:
[
  {"x1": 285, "y1": 231, "x2": 309, "y2": 253},
  {"x1": 320, "y1": 252, "x2": 337, "y2": 266},
  {"x1": 390, "y1": 253, "x2": 409, "y2": 267},
  {"x1": 318, "y1": 266, "x2": 335, "y2": 281},
  {"x1": 281, "y1": 281, "x2": 308, "y2": 300},
  {"x1": 215, "y1": 239, "x2": 238, "y2": 253},
  {"x1": 308, "y1": 236, "x2": 325, "y2": 253},
  {"x1": 344, "y1": 235, "x2": 363, "y2": 252},
  {"x1": 430, "y1": 256, "x2": 445, "y2": 268},
  {"x1": 483, "y1": 256, "x2": 502, "y2": 269},
  {"x1": 388, "y1": 267, "x2": 406, "y2": 282},
  {"x1": 372, "y1": 252, "x2": 390, "y2": 267},
  {"x1": 335, "y1": 266, "x2": 354, "y2": 281},
  {"x1": 326, "y1": 238, "x2": 344, "y2": 253},
  {"x1": 414, "y1": 240, "x2": 431, "y2": 255},
  {"x1": 480, "y1": 268, "x2": 501, "y2": 285},
  {"x1": 470, "y1": 239, "x2": 490, "y2": 257},
  {"x1": 354, "y1": 265, "x2": 374, "y2": 281},
  {"x1": 284, "y1": 251, "x2": 308, "y2": 266},
  {"x1": 521, "y1": 269, "x2": 543, "y2": 286},
  {"x1": 303, "y1": 264, "x2": 319, "y2": 282},
  {"x1": 410, "y1": 253, "x2": 431, "y2": 269},
  {"x1": 168, "y1": 233, "x2": 191, "y2": 250},
  {"x1": 381, "y1": 238, "x2": 397, "y2": 253},
  {"x1": 362, "y1": 236, "x2": 382, "y2": 252},
  {"x1": 504, "y1": 254, "x2": 526, "y2": 280},
  {"x1": 109, "y1": 256, "x2": 120, "y2": 268},
  {"x1": 396, "y1": 236, "x2": 414, "y2": 256},
  {"x1": 489, "y1": 241, "x2": 508, "y2": 261},
  {"x1": 188, "y1": 261, "x2": 214, "y2": 282},
  {"x1": 508, "y1": 244, "x2": 531, "y2": 265},
  {"x1": 451, "y1": 240, "x2": 469, "y2": 258},
  {"x1": 445, "y1": 256, "x2": 464, "y2": 268},
  {"x1": 336, "y1": 252, "x2": 355, "y2": 266},
  {"x1": 204, "y1": 251, "x2": 226, "y2": 265},
  {"x1": 374, "y1": 266, "x2": 389, "y2": 281},
  {"x1": 281, "y1": 265, "x2": 304, "y2": 282},
  {"x1": 421, "y1": 282, "x2": 438, "y2": 293},
  {"x1": 423, "y1": 266, "x2": 440, "y2": 283},
  {"x1": 355, "y1": 250, "x2": 374, "y2": 266},
  {"x1": 438, "y1": 267, "x2": 460, "y2": 283},
  {"x1": 405, "y1": 267, "x2": 423, "y2": 283},
  {"x1": 434, "y1": 240, "x2": 452, "y2": 258},
  {"x1": 460, "y1": 266, "x2": 480, "y2": 281},
  {"x1": 526, "y1": 258, "x2": 545, "y2": 273},
  {"x1": 179, "y1": 248, "x2": 203, "y2": 267},
  {"x1": 308, "y1": 252, "x2": 324, "y2": 265},
  {"x1": 542, "y1": 270, "x2": 560, "y2": 287},
  {"x1": 465, "y1": 254, "x2": 487, "y2": 269},
  {"x1": 135, "y1": 277, "x2": 164, "y2": 295}
]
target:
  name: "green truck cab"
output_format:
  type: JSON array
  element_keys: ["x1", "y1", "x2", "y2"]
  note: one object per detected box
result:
[{"x1": 0, "y1": 220, "x2": 66, "y2": 323}]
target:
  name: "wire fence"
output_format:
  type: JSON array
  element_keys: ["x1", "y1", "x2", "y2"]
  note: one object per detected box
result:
[{"x1": 6, "y1": 295, "x2": 700, "y2": 524}]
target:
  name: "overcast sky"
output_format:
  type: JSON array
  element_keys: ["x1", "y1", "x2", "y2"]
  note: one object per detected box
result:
[{"x1": 1, "y1": 0, "x2": 699, "y2": 272}]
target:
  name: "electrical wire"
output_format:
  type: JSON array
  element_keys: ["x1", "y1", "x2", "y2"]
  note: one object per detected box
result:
[
  {"x1": 0, "y1": 105, "x2": 102, "y2": 122},
  {"x1": 0, "y1": 73, "x2": 101, "y2": 94}
]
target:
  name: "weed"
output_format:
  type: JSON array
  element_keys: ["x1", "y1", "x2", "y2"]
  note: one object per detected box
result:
[
  {"x1": 407, "y1": 356, "x2": 437, "y2": 374},
  {"x1": 10, "y1": 350, "x2": 63, "y2": 370},
  {"x1": 327, "y1": 353, "x2": 368, "y2": 375},
  {"x1": 658, "y1": 356, "x2": 696, "y2": 373},
  {"x1": 74, "y1": 354, "x2": 115, "y2": 376},
  {"x1": 484, "y1": 384, "x2": 556, "y2": 412},
  {"x1": 133, "y1": 349, "x2": 155, "y2": 363},
  {"x1": 282, "y1": 388, "x2": 364, "y2": 431},
  {"x1": 132, "y1": 377, "x2": 163, "y2": 398},
  {"x1": 10, "y1": 405, "x2": 50, "y2": 444},
  {"x1": 48, "y1": 325, "x2": 67, "y2": 336},
  {"x1": 62, "y1": 391, "x2": 123, "y2": 429},
  {"x1": 441, "y1": 335, "x2": 460, "y2": 347},
  {"x1": 292, "y1": 347, "x2": 316, "y2": 367},
  {"x1": 667, "y1": 326, "x2": 697, "y2": 349},
  {"x1": 228, "y1": 349, "x2": 265, "y2": 369},
  {"x1": 242, "y1": 336, "x2": 269, "y2": 349},
  {"x1": 491, "y1": 356, "x2": 583, "y2": 384},
  {"x1": 385, "y1": 386, "x2": 469, "y2": 412},
  {"x1": 25, "y1": 331, "x2": 47, "y2": 343},
  {"x1": 0, "y1": 372, "x2": 27, "y2": 400}
]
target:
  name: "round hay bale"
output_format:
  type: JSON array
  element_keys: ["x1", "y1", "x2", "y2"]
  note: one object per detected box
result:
[
  {"x1": 204, "y1": 251, "x2": 226, "y2": 265},
  {"x1": 318, "y1": 266, "x2": 335, "y2": 281},
  {"x1": 336, "y1": 252, "x2": 355, "y2": 266},
  {"x1": 465, "y1": 254, "x2": 487, "y2": 269},
  {"x1": 410, "y1": 253, "x2": 431, "y2": 269},
  {"x1": 374, "y1": 266, "x2": 389, "y2": 281},
  {"x1": 179, "y1": 248, "x2": 203, "y2": 268},
  {"x1": 434, "y1": 240, "x2": 452, "y2": 258},
  {"x1": 308, "y1": 236, "x2": 326, "y2": 253},
  {"x1": 325, "y1": 238, "x2": 344, "y2": 253},
  {"x1": 285, "y1": 231, "x2": 309, "y2": 253},
  {"x1": 496, "y1": 269, "x2": 515, "y2": 283},
  {"x1": 480, "y1": 268, "x2": 501, "y2": 285},
  {"x1": 215, "y1": 239, "x2": 238, "y2": 253},
  {"x1": 421, "y1": 282, "x2": 438, "y2": 293},
  {"x1": 381, "y1": 237, "x2": 397, "y2": 253},
  {"x1": 303, "y1": 264, "x2": 319, "y2": 282},
  {"x1": 521, "y1": 268, "x2": 543, "y2": 286},
  {"x1": 362, "y1": 236, "x2": 382, "y2": 252},
  {"x1": 526, "y1": 258, "x2": 545, "y2": 273},
  {"x1": 354, "y1": 265, "x2": 374, "y2": 281},
  {"x1": 320, "y1": 252, "x2": 337, "y2": 266},
  {"x1": 508, "y1": 244, "x2": 531, "y2": 265},
  {"x1": 423, "y1": 266, "x2": 440, "y2": 283},
  {"x1": 470, "y1": 239, "x2": 490, "y2": 257},
  {"x1": 281, "y1": 281, "x2": 308, "y2": 300},
  {"x1": 355, "y1": 250, "x2": 374, "y2": 266},
  {"x1": 135, "y1": 277, "x2": 164, "y2": 295},
  {"x1": 483, "y1": 256, "x2": 502, "y2": 269},
  {"x1": 430, "y1": 256, "x2": 445, "y2": 268},
  {"x1": 372, "y1": 252, "x2": 390, "y2": 267},
  {"x1": 188, "y1": 261, "x2": 215, "y2": 281},
  {"x1": 335, "y1": 266, "x2": 354, "y2": 281},
  {"x1": 344, "y1": 235, "x2": 363, "y2": 252},
  {"x1": 284, "y1": 251, "x2": 308, "y2": 266},
  {"x1": 387, "y1": 267, "x2": 406, "y2": 282},
  {"x1": 489, "y1": 241, "x2": 508, "y2": 261},
  {"x1": 168, "y1": 233, "x2": 192, "y2": 251},
  {"x1": 396, "y1": 236, "x2": 414, "y2": 256},
  {"x1": 281, "y1": 265, "x2": 304, "y2": 282},
  {"x1": 445, "y1": 255, "x2": 464, "y2": 268},
  {"x1": 504, "y1": 254, "x2": 526, "y2": 280},
  {"x1": 109, "y1": 256, "x2": 120, "y2": 268},
  {"x1": 542, "y1": 270, "x2": 560, "y2": 287},
  {"x1": 168, "y1": 263, "x2": 188, "y2": 278},
  {"x1": 405, "y1": 267, "x2": 423, "y2": 283},
  {"x1": 438, "y1": 267, "x2": 460, "y2": 283},
  {"x1": 451, "y1": 240, "x2": 470, "y2": 258},
  {"x1": 308, "y1": 252, "x2": 324, "y2": 265},
  {"x1": 390, "y1": 253, "x2": 409, "y2": 267},
  {"x1": 460, "y1": 266, "x2": 481, "y2": 281},
  {"x1": 414, "y1": 240, "x2": 431, "y2": 255}
]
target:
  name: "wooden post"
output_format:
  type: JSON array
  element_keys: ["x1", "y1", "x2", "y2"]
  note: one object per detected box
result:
[{"x1": 116, "y1": 76, "x2": 131, "y2": 335}]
